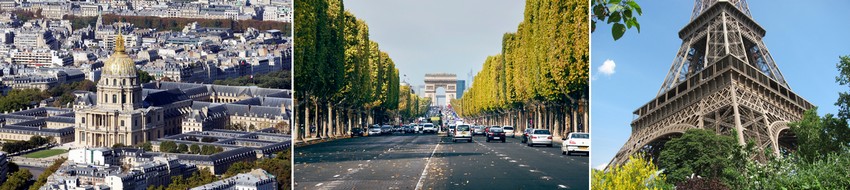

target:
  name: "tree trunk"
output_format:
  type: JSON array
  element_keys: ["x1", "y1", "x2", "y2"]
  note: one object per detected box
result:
[
  {"x1": 554, "y1": 105, "x2": 561, "y2": 139},
  {"x1": 572, "y1": 106, "x2": 578, "y2": 134},
  {"x1": 314, "y1": 100, "x2": 320, "y2": 138},
  {"x1": 304, "y1": 98, "x2": 311, "y2": 140},
  {"x1": 583, "y1": 106, "x2": 589, "y2": 133},
  {"x1": 326, "y1": 102, "x2": 332, "y2": 138},
  {"x1": 294, "y1": 96, "x2": 302, "y2": 141},
  {"x1": 536, "y1": 105, "x2": 541, "y2": 129}
]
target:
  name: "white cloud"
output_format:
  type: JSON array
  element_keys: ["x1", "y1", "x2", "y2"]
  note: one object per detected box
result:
[
  {"x1": 598, "y1": 59, "x2": 616, "y2": 76},
  {"x1": 594, "y1": 164, "x2": 608, "y2": 170}
]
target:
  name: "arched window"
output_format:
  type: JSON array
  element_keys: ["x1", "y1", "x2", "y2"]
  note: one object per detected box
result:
[
  {"x1": 113, "y1": 79, "x2": 116, "y2": 85},
  {"x1": 122, "y1": 79, "x2": 126, "y2": 86},
  {"x1": 122, "y1": 94, "x2": 126, "y2": 104},
  {"x1": 112, "y1": 94, "x2": 117, "y2": 103}
]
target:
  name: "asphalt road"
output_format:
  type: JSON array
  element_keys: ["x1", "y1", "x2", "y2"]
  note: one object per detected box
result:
[{"x1": 295, "y1": 132, "x2": 588, "y2": 190}]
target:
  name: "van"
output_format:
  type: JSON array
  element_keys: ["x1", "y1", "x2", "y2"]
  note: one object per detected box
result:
[{"x1": 453, "y1": 124, "x2": 472, "y2": 142}]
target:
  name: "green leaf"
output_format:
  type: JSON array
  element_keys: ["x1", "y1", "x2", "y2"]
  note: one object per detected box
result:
[
  {"x1": 623, "y1": 9, "x2": 632, "y2": 19},
  {"x1": 626, "y1": 1, "x2": 642, "y2": 15},
  {"x1": 608, "y1": 0, "x2": 622, "y2": 5},
  {"x1": 607, "y1": 12, "x2": 621, "y2": 24},
  {"x1": 593, "y1": 5, "x2": 606, "y2": 21},
  {"x1": 633, "y1": 18, "x2": 641, "y2": 33},
  {"x1": 612, "y1": 23, "x2": 625, "y2": 40},
  {"x1": 608, "y1": 4, "x2": 623, "y2": 13}
]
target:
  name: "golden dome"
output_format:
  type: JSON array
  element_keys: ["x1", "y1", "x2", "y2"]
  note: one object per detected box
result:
[{"x1": 103, "y1": 33, "x2": 137, "y2": 76}]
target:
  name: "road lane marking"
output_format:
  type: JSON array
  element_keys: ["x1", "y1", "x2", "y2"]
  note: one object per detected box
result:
[
  {"x1": 315, "y1": 183, "x2": 324, "y2": 187},
  {"x1": 415, "y1": 142, "x2": 440, "y2": 190}
]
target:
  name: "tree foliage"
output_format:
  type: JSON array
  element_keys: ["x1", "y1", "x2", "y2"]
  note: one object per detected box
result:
[
  {"x1": 592, "y1": 154, "x2": 671, "y2": 190},
  {"x1": 29, "y1": 157, "x2": 67, "y2": 190},
  {"x1": 591, "y1": 0, "x2": 642, "y2": 40},
  {"x1": 1, "y1": 136, "x2": 51, "y2": 153},
  {"x1": 223, "y1": 150, "x2": 293, "y2": 190},
  {"x1": 44, "y1": 80, "x2": 96, "y2": 107},
  {"x1": 1, "y1": 9, "x2": 43, "y2": 22},
  {"x1": 0, "y1": 169, "x2": 32, "y2": 190},
  {"x1": 295, "y1": 0, "x2": 404, "y2": 141},
  {"x1": 454, "y1": 0, "x2": 589, "y2": 118},
  {"x1": 658, "y1": 129, "x2": 745, "y2": 185},
  {"x1": 789, "y1": 108, "x2": 850, "y2": 162},
  {"x1": 0, "y1": 89, "x2": 48, "y2": 113},
  {"x1": 138, "y1": 70, "x2": 155, "y2": 84},
  {"x1": 213, "y1": 70, "x2": 291, "y2": 89},
  {"x1": 140, "y1": 142, "x2": 153, "y2": 151},
  {"x1": 64, "y1": 14, "x2": 291, "y2": 33},
  {"x1": 159, "y1": 141, "x2": 179, "y2": 153},
  {"x1": 148, "y1": 168, "x2": 218, "y2": 190}
]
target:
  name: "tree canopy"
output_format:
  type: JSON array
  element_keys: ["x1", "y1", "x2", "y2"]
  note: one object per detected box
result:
[
  {"x1": 658, "y1": 129, "x2": 746, "y2": 186},
  {"x1": 295, "y1": 0, "x2": 408, "y2": 140},
  {"x1": 453, "y1": 0, "x2": 589, "y2": 118}
]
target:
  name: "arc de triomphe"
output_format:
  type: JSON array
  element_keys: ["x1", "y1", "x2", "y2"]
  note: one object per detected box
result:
[{"x1": 424, "y1": 73, "x2": 457, "y2": 106}]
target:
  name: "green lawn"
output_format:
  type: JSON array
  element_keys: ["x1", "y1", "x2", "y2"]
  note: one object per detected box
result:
[{"x1": 22, "y1": 149, "x2": 68, "y2": 158}]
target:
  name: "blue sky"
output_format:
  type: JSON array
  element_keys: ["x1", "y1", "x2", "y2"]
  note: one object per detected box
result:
[
  {"x1": 343, "y1": 0, "x2": 525, "y2": 93},
  {"x1": 591, "y1": 1, "x2": 850, "y2": 169}
]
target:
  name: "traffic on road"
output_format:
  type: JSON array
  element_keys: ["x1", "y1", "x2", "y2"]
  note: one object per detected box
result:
[{"x1": 296, "y1": 121, "x2": 589, "y2": 189}]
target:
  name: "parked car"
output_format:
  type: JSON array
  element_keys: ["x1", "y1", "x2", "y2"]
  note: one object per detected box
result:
[
  {"x1": 472, "y1": 126, "x2": 486, "y2": 136},
  {"x1": 393, "y1": 125, "x2": 403, "y2": 133},
  {"x1": 503, "y1": 126, "x2": 515, "y2": 138},
  {"x1": 404, "y1": 125, "x2": 416, "y2": 133},
  {"x1": 486, "y1": 127, "x2": 506, "y2": 143},
  {"x1": 448, "y1": 125, "x2": 456, "y2": 137},
  {"x1": 423, "y1": 123, "x2": 437, "y2": 134},
  {"x1": 526, "y1": 129, "x2": 553, "y2": 147},
  {"x1": 368, "y1": 126, "x2": 382, "y2": 136},
  {"x1": 414, "y1": 124, "x2": 423, "y2": 133},
  {"x1": 453, "y1": 124, "x2": 472, "y2": 142},
  {"x1": 521, "y1": 128, "x2": 534, "y2": 143},
  {"x1": 562, "y1": 132, "x2": 590, "y2": 155},
  {"x1": 381, "y1": 125, "x2": 393, "y2": 134},
  {"x1": 351, "y1": 128, "x2": 365, "y2": 137}
]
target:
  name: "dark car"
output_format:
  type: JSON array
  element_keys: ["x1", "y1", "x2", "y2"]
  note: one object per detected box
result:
[
  {"x1": 521, "y1": 128, "x2": 534, "y2": 143},
  {"x1": 351, "y1": 128, "x2": 365, "y2": 137},
  {"x1": 486, "y1": 127, "x2": 506, "y2": 143},
  {"x1": 381, "y1": 125, "x2": 393, "y2": 135},
  {"x1": 472, "y1": 126, "x2": 486, "y2": 136},
  {"x1": 404, "y1": 125, "x2": 416, "y2": 133}
]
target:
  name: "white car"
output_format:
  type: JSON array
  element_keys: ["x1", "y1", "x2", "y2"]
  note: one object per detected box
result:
[
  {"x1": 452, "y1": 124, "x2": 472, "y2": 142},
  {"x1": 502, "y1": 126, "x2": 515, "y2": 138},
  {"x1": 368, "y1": 127, "x2": 382, "y2": 136},
  {"x1": 526, "y1": 129, "x2": 553, "y2": 147},
  {"x1": 562, "y1": 132, "x2": 590, "y2": 155},
  {"x1": 422, "y1": 123, "x2": 436, "y2": 134}
]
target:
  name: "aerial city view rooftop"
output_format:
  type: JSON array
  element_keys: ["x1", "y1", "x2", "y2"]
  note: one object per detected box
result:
[{"x1": 0, "y1": 0, "x2": 292, "y2": 189}]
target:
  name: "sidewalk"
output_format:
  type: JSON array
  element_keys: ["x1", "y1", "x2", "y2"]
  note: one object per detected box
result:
[{"x1": 294, "y1": 135, "x2": 352, "y2": 147}]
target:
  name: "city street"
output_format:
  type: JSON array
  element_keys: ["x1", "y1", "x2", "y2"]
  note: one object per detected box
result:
[{"x1": 295, "y1": 133, "x2": 588, "y2": 189}]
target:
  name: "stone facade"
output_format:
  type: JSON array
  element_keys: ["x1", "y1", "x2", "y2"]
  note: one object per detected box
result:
[{"x1": 75, "y1": 34, "x2": 165, "y2": 148}]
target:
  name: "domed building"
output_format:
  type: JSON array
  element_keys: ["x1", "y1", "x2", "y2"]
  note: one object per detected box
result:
[{"x1": 75, "y1": 34, "x2": 165, "y2": 147}]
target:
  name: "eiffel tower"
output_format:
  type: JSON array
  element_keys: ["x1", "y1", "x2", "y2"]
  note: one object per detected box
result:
[{"x1": 609, "y1": 0, "x2": 814, "y2": 167}]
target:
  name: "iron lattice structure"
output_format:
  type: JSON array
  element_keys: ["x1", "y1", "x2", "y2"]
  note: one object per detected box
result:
[{"x1": 609, "y1": 0, "x2": 813, "y2": 168}]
